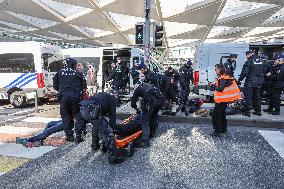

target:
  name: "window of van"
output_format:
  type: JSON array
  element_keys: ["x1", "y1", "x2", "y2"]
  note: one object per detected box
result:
[
  {"x1": 0, "y1": 53, "x2": 34, "y2": 73},
  {"x1": 42, "y1": 53, "x2": 64, "y2": 72}
]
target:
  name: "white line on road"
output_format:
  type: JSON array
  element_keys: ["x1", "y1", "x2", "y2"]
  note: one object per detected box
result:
[
  {"x1": 259, "y1": 130, "x2": 284, "y2": 159},
  {"x1": 22, "y1": 117, "x2": 61, "y2": 123},
  {"x1": 0, "y1": 126, "x2": 41, "y2": 135}
]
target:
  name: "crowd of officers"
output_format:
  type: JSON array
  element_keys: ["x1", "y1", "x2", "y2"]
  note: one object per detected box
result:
[
  {"x1": 52, "y1": 50, "x2": 284, "y2": 150},
  {"x1": 222, "y1": 51, "x2": 284, "y2": 117},
  {"x1": 52, "y1": 57, "x2": 194, "y2": 151}
]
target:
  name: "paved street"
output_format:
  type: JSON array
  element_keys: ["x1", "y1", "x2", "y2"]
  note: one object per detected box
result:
[{"x1": 0, "y1": 123, "x2": 283, "y2": 189}]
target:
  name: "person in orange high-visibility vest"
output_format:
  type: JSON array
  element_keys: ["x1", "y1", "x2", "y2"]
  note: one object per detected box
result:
[{"x1": 209, "y1": 64, "x2": 241, "y2": 136}]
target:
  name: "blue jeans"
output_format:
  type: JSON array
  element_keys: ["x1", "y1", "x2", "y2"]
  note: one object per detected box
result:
[{"x1": 27, "y1": 121, "x2": 64, "y2": 142}]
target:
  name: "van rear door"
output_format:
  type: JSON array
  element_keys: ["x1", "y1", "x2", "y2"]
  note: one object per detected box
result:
[{"x1": 41, "y1": 53, "x2": 64, "y2": 95}]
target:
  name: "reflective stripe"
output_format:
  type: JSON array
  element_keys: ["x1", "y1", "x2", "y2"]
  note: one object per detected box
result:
[
  {"x1": 223, "y1": 85, "x2": 239, "y2": 92},
  {"x1": 214, "y1": 93, "x2": 240, "y2": 99}
]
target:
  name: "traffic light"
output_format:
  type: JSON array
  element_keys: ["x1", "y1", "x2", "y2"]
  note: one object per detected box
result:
[
  {"x1": 153, "y1": 23, "x2": 163, "y2": 48},
  {"x1": 135, "y1": 24, "x2": 144, "y2": 46}
]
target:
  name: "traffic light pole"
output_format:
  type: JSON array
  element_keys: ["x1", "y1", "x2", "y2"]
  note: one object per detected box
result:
[{"x1": 144, "y1": 0, "x2": 151, "y2": 66}]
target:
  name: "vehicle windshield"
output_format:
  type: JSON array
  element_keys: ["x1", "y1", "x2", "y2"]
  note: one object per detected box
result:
[
  {"x1": 42, "y1": 53, "x2": 64, "y2": 72},
  {"x1": 0, "y1": 53, "x2": 35, "y2": 73}
]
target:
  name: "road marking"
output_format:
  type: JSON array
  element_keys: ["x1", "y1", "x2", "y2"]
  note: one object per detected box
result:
[
  {"x1": 0, "y1": 142, "x2": 56, "y2": 159},
  {"x1": 0, "y1": 126, "x2": 41, "y2": 135},
  {"x1": 259, "y1": 130, "x2": 284, "y2": 159},
  {"x1": 22, "y1": 117, "x2": 61, "y2": 123},
  {"x1": 7, "y1": 109, "x2": 34, "y2": 116}
]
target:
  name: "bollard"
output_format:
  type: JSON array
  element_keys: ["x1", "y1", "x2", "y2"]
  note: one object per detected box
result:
[{"x1": 34, "y1": 90, "x2": 39, "y2": 113}]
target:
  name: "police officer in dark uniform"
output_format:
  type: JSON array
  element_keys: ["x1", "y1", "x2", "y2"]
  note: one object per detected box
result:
[
  {"x1": 139, "y1": 63, "x2": 158, "y2": 87},
  {"x1": 131, "y1": 82, "x2": 163, "y2": 148},
  {"x1": 156, "y1": 73, "x2": 171, "y2": 111},
  {"x1": 53, "y1": 58, "x2": 87, "y2": 142},
  {"x1": 266, "y1": 53, "x2": 284, "y2": 115},
  {"x1": 237, "y1": 51, "x2": 266, "y2": 117},
  {"x1": 80, "y1": 92, "x2": 117, "y2": 151},
  {"x1": 108, "y1": 57, "x2": 125, "y2": 93},
  {"x1": 223, "y1": 54, "x2": 238, "y2": 77},
  {"x1": 130, "y1": 60, "x2": 140, "y2": 85},
  {"x1": 177, "y1": 59, "x2": 194, "y2": 114},
  {"x1": 165, "y1": 67, "x2": 179, "y2": 103}
]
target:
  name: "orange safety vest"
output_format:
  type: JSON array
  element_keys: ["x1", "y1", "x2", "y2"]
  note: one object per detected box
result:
[{"x1": 214, "y1": 75, "x2": 241, "y2": 103}]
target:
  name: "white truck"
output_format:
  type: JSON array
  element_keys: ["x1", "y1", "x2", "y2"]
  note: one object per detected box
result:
[
  {"x1": 0, "y1": 41, "x2": 64, "y2": 107},
  {"x1": 193, "y1": 43, "x2": 249, "y2": 98}
]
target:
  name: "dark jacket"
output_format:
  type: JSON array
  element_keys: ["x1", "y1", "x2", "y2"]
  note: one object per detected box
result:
[
  {"x1": 84, "y1": 92, "x2": 117, "y2": 128},
  {"x1": 271, "y1": 64, "x2": 284, "y2": 88},
  {"x1": 53, "y1": 67, "x2": 86, "y2": 98},
  {"x1": 130, "y1": 66, "x2": 140, "y2": 84},
  {"x1": 179, "y1": 64, "x2": 193, "y2": 86},
  {"x1": 156, "y1": 74, "x2": 170, "y2": 94},
  {"x1": 165, "y1": 69, "x2": 179, "y2": 82},
  {"x1": 238, "y1": 57, "x2": 266, "y2": 87},
  {"x1": 144, "y1": 70, "x2": 158, "y2": 87},
  {"x1": 223, "y1": 59, "x2": 236, "y2": 77},
  {"x1": 131, "y1": 83, "x2": 161, "y2": 110}
]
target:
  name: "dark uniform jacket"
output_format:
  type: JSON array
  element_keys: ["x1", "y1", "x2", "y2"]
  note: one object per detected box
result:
[
  {"x1": 179, "y1": 64, "x2": 193, "y2": 86},
  {"x1": 144, "y1": 70, "x2": 158, "y2": 87},
  {"x1": 130, "y1": 66, "x2": 140, "y2": 84},
  {"x1": 238, "y1": 57, "x2": 266, "y2": 87},
  {"x1": 83, "y1": 93, "x2": 117, "y2": 128},
  {"x1": 271, "y1": 64, "x2": 284, "y2": 88},
  {"x1": 156, "y1": 74, "x2": 170, "y2": 94},
  {"x1": 223, "y1": 59, "x2": 236, "y2": 77},
  {"x1": 53, "y1": 67, "x2": 86, "y2": 98}
]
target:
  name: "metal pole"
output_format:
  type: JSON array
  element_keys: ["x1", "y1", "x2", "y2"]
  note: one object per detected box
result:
[
  {"x1": 34, "y1": 90, "x2": 39, "y2": 113},
  {"x1": 144, "y1": 0, "x2": 151, "y2": 66}
]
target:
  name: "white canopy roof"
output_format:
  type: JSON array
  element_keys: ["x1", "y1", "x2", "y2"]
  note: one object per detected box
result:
[{"x1": 0, "y1": 0, "x2": 284, "y2": 47}]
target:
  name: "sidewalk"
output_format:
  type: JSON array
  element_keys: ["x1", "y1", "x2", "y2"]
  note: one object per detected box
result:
[{"x1": 117, "y1": 103, "x2": 284, "y2": 129}]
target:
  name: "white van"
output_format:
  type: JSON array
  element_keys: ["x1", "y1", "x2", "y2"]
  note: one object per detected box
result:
[
  {"x1": 193, "y1": 43, "x2": 249, "y2": 97},
  {"x1": 0, "y1": 41, "x2": 64, "y2": 107},
  {"x1": 63, "y1": 47, "x2": 165, "y2": 94}
]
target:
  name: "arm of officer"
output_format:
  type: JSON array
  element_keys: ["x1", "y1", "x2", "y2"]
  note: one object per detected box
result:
[
  {"x1": 214, "y1": 79, "x2": 227, "y2": 92},
  {"x1": 53, "y1": 72, "x2": 59, "y2": 91},
  {"x1": 238, "y1": 61, "x2": 249, "y2": 82},
  {"x1": 131, "y1": 88, "x2": 139, "y2": 109}
]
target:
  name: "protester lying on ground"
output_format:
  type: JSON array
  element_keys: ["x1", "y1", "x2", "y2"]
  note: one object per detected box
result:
[{"x1": 16, "y1": 120, "x2": 87, "y2": 147}]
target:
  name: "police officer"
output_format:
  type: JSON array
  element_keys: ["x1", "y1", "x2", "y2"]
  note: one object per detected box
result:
[
  {"x1": 131, "y1": 82, "x2": 163, "y2": 148},
  {"x1": 156, "y1": 73, "x2": 171, "y2": 111},
  {"x1": 139, "y1": 63, "x2": 158, "y2": 87},
  {"x1": 237, "y1": 51, "x2": 266, "y2": 117},
  {"x1": 165, "y1": 67, "x2": 179, "y2": 103},
  {"x1": 80, "y1": 92, "x2": 117, "y2": 151},
  {"x1": 53, "y1": 58, "x2": 87, "y2": 142},
  {"x1": 177, "y1": 59, "x2": 194, "y2": 114},
  {"x1": 266, "y1": 53, "x2": 284, "y2": 115},
  {"x1": 108, "y1": 57, "x2": 125, "y2": 93},
  {"x1": 223, "y1": 54, "x2": 238, "y2": 77},
  {"x1": 130, "y1": 60, "x2": 140, "y2": 85}
]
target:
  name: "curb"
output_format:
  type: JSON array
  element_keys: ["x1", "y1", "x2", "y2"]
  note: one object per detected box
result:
[{"x1": 116, "y1": 113, "x2": 284, "y2": 129}]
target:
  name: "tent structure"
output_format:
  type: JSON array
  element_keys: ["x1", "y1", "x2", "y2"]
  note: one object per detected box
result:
[{"x1": 0, "y1": 0, "x2": 284, "y2": 48}]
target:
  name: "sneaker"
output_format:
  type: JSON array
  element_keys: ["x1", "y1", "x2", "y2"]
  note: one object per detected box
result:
[
  {"x1": 252, "y1": 112, "x2": 262, "y2": 116},
  {"x1": 16, "y1": 137, "x2": 28, "y2": 145}
]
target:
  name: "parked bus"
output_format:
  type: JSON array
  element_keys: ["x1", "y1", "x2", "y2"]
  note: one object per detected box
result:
[{"x1": 0, "y1": 41, "x2": 64, "y2": 107}]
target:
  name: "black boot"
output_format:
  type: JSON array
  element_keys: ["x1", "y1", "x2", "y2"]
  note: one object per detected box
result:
[
  {"x1": 242, "y1": 111, "x2": 251, "y2": 117},
  {"x1": 252, "y1": 111, "x2": 262, "y2": 116},
  {"x1": 211, "y1": 131, "x2": 221, "y2": 137},
  {"x1": 271, "y1": 110, "x2": 280, "y2": 115},
  {"x1": 91, "y1": 140, "x2": 100, "y2": 151},
  {"x1": 263, "y1": 108, "x2": 273, "y2": 113},
  {"x1": 75, "y1": 136, "x2": 84, "y2": 144},
  {"x1": 65, "y1": 135, "x2": 75, "y2": 142}
]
